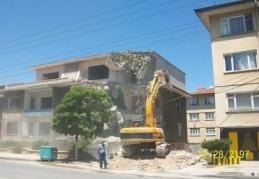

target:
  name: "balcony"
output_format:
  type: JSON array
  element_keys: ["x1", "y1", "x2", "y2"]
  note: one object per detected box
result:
[{"x1": 24, "y1": 109, "x2": 52, "y2": 117}]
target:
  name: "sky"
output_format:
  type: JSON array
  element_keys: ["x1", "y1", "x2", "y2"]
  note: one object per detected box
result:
[{"x1": 0, "y1": 0, "x2": 237, "y2": 92}]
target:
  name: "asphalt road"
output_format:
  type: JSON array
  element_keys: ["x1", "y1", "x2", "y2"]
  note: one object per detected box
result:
[{"x1": 0, "y1": 160, "x2": 159, "y2": 179}]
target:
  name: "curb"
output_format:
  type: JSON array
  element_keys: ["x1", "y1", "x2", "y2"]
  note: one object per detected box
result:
[{"x1": 0, "y1": 156, "x2": 193, "y2": 178}]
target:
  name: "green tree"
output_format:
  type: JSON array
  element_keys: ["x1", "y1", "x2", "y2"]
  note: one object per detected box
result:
[{"x1": 52, "y1": 86, "x2": 113, "y2": 159}]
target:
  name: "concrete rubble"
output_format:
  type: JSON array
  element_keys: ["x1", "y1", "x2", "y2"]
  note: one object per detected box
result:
[
  {"x1": 1, "y1": 151, "x2": 259, "y2": 178},
  {"x1": 108, "y1": 150, "x2": 201, "y2": 172},
  {"x1": 106, "y1": 51, "x2": 153, "y2": 79}
]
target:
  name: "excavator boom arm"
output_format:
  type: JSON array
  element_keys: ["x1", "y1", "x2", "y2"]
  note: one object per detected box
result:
[{"x1": 145, "y1": 70, "x2": 169, "y2": 127}]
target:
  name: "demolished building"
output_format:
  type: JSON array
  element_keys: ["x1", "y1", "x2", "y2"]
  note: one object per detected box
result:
[{"x1": 0, "y1": 51, "x2": 188, "y2": 151}]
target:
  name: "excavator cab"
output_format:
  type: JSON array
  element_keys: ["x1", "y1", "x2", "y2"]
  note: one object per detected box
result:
[{"x1": 122, "y1": 118, "x2": 144, "y2": 128}]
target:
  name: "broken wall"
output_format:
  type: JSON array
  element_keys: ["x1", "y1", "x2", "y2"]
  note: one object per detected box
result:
[{"x1": 153, "y1": 53, "x2": 186, "y2": 91}]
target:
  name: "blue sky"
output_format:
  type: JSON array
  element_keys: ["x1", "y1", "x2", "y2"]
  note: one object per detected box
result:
[{"x1": 0, "y1": 0, "x2": 236, "y2": 92}]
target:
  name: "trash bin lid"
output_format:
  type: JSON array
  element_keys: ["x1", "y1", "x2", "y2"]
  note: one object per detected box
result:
[{"x1": 40, "y1": 146, "x2": 57, "y2": 149}]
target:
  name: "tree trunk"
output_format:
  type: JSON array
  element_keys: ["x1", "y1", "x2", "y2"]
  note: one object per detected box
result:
[{"x1": 75, "y1": 134, "x2": 78, "y2": 160}]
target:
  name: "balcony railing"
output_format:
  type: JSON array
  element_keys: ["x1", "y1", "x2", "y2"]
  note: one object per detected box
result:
[{"x1": 24, "y1": 109, "x2": 52, "y2": 116}]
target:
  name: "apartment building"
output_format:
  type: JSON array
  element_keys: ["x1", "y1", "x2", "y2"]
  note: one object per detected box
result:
[
  {"x1": 187, "y1": 87, "x2": 219, "y2": 144},
  {"x1": 0, "y1": 51, "x2": 188, "y2": 148},
  {"x1": 195, "y1": 0, "x2": 259, "y2": 160}
]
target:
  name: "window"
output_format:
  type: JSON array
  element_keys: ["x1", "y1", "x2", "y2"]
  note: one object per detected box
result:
[
  {"x1": 190, "y1": 128, "x2": 200, "y2": 136},
  {"x1": 8, "y1": 97, "x2": 21, "y2": 110},
  {"x1": 190, "y1": 113, "x2": 199, "y2": 121},
  {"x1": 221, "y1": 14, "x2": 253, "y2": 36},
  {"x1": 227, "y1": 92, "x2": 259, "y2": 111},
  {"x1": 205, "y1": 96, "x2": 214, "y2": 105},
  {"x1": 224, "y1": 51, "x2": 257, "y2": 72},
  {"x1": 254, "y1": 92, "x2": 259, "y2": 109},
  {"x1": 88, "y1": 65, "x2": 109, "y2": 80},
  {"x1": 189, "y1": 98, "x2": 199, "y2": 106},
  {"x1": 206, "y1": 128, "x2": 215, "y2": 136},
  {"x1": 39, "y1": 122, "x2": 51, "y2": 136},
  {"x1": 205, "y1": 112, "x2": 214, "y2": 120},
  {"x1": 42, "y1": 72, "x2": 59, "y2": 80},
  {"x1": 41, "y1": 97, "x2": 52, "y2": 109},
  {"x1": 7, "y1": 122, "x2": 18, "y2": 135}
]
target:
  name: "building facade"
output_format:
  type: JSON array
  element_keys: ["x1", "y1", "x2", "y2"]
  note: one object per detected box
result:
[
  {"x1": 196, "y1": 0, "x2": 259, "y2": 160},
  {"x1": 0, "y1": 51, "x2": 188, "y2": 149},
  {"x1": 187, "y1": 87, "x2": 219, "y2": 144}
]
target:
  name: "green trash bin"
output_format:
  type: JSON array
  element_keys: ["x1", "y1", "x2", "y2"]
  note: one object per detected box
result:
[{"x1": 40, "y1": 146, "x2": 58, "y2": 161}]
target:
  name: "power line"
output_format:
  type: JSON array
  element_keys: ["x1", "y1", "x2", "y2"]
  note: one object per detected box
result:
[
  {"x1": 164, "y1": 76, "x2": 259, "y2": 104},
  {"x1": 0, "y1": 32, "x2": 208, "y2": 81},
  {"x1": 215, "y1": 77, "x2": 259, "y2": 94},
  {"x1": 0, "y1": 21, "x2": 202, "y2": 73},
  {"x1": 0, "y1": 0, "x2": 150, "y2": 46},
  {"x1": 0, "y1": 0, "x2": 179, "y2": 51},
  {"x1": 214, "y1": 72, "x2": 258, "y2": 93},
  {"x1": 0, "y1": 0, "x2": 208, "y2": 56}
]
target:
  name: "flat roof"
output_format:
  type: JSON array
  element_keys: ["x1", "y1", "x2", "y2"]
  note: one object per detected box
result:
[{"x1": 29, "y1": 53, "x2": 110, "y2": 71}]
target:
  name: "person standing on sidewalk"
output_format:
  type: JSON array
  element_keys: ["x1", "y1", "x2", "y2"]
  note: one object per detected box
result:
[{"x1": 97, "y1": 140, "x2": 107, "y2": 169}]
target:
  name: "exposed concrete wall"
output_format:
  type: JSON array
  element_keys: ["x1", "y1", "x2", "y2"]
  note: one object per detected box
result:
[
  {"x1": 137, "y1": 58, "x2": 156, "y2": 83},
  {"x1": 154, "y1": 53, "x2": 185, "y2": 91},
  {"x1": 36, "y1": 66, "x2": 63, "y2": 81}
]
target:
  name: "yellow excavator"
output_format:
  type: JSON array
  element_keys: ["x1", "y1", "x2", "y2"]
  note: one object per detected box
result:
[{"x1": 120, "y1": 69, "x2": 170, "y2": 158}]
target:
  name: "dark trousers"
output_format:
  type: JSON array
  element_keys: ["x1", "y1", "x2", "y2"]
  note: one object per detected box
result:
[{"x1": 99, "y1": 154, "x2": 107, "y2": 169}]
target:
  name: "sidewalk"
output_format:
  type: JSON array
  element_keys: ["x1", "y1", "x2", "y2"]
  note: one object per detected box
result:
[{"x1": 0, "y1": 152, "x2": 259, "y2": 178}]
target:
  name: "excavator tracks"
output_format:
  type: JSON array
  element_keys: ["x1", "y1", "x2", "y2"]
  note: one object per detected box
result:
[
  {"x1": 122, "y1": 144, "x2": 140, "y2": 158},
  {"x1": 122, "y1": 142, "x2": 170, "y2": 158},
  {"x1": 155, "y1": 142, "x2": 170, "y2": 158}
]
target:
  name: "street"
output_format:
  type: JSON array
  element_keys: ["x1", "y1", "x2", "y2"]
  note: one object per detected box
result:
[{"x1": 0, "y1": 160, "x2": 157, "y2": 179}]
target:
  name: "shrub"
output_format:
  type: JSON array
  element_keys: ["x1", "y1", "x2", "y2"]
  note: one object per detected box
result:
[
  {"x1": 32, "y1": 138, "x2": 49, "y2": 150},
  {"x1": 0, "y1": 140, "x2": 22, "y2": 153},
  {"x1": 68, "y1": 138, "x2": 91, "y2": 154},
  {"x1": 201, "y1": 138, "x2": 232, "y2": 153}
]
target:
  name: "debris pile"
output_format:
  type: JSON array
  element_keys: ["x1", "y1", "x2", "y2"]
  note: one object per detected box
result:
[
  {"x1": 108, "y1": 150, "x2": 200, "y2": 173},
  {"x1": 106, "y1": 51, "x2": 153, "y2": 79}
]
